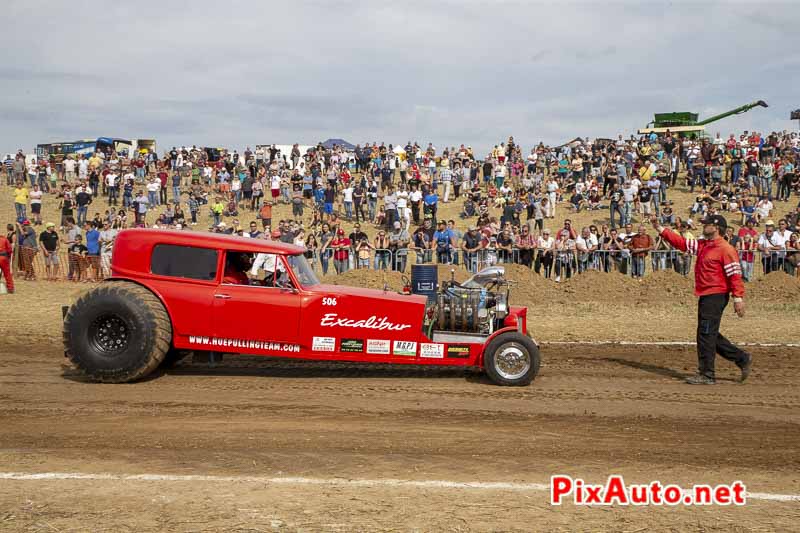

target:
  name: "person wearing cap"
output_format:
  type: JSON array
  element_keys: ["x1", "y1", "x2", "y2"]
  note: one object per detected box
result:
[
  {"x1": 16, "y1": 219, "x2": 38, "y2": 281},
  {"x1": 432, "y1": 220, "x2": 454, "y2": 264},
  {"x1": 652, "y1": 214, "x2": 751, "y2": 385},
  {"x1": 67, "y1": 233, "x2": 89, "y2": 282},
  {"x1": 39, "y1": 222, "x2": 60, "y2": 280}
]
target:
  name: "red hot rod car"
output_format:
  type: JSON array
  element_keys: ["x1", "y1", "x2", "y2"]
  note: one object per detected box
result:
[{"x1": 63, "y1": 229, "x2": 540, "y2": 386}]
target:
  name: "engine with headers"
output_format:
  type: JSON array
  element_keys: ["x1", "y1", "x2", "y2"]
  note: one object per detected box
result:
[{"x1": 426, "y1": 266, "x2": 512, "y2": 335}]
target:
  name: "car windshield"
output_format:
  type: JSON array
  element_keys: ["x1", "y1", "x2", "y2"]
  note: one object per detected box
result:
[{"x1": 287, "y1": 253, "x2": 320, "y2": 287}]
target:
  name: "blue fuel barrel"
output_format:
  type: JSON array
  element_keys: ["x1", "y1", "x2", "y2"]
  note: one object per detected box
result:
[{"x1": 411, "y1": 264, "x2": 438, "y2": 303}]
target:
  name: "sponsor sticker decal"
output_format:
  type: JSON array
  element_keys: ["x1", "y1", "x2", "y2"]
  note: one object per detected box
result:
[
  {"x1": 188, "y1": 336, "x2": 300, "y2": 353},
  {"x1": 366, "y1": 339, "x2": 391, "y2": 355},
  {"x1": 446, "y1": 344, "x2": 471, "y2": 359},
  {"x1": 392, "y1": 340, "x2": 417, "y2": 357},
  {"x1": 312, "y1": 336, "x2": 336, "y2": 352},
  {"x1": 420, "y1": 343, "x2": 444, "y2": 359},
  {"x1": 340, "y1": 338, "x2": 365, "y2": 353}
]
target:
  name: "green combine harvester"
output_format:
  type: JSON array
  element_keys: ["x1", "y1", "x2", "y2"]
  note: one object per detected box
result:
[{"x1": 639, "y1": 100, "x2": 768, "y2": 138}]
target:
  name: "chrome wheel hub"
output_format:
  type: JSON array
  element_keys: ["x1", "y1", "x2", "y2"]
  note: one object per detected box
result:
[{"x1": 495, "y1": 343, "x2": 531, "y2": 380}]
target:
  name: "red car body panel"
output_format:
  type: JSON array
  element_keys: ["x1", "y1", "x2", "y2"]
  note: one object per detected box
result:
[{"x1": 108, "y1": 229, "x2": 531, "y2": 367}]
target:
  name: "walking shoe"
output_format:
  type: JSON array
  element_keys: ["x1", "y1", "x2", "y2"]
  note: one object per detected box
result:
[
  {"x1": 739, "y1": 353, "x2": 753, "y2": 383},
  {"x1": 685, "y1": 373, "x2": 715, "y2": 385}
]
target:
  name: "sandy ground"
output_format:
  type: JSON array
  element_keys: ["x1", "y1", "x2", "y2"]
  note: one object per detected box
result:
[
  {"x1": 0, "y1": 342, "x2": 799, "y2": 531},
  {"x1": 1, "y1": 281, "x2": 800, "y2": 531}
]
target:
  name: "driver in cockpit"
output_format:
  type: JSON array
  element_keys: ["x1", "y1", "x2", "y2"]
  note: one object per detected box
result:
[
  {"x1": 223, "y1": 252, "x2": 253, "y2": 285},
  {"x1": 250, "y1": 247, "x2": 288, "y2": 288}
]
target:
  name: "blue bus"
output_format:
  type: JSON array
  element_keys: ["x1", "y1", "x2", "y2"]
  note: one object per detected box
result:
[{"x1": 36, "y1": 137, "x2": 136, "y2": 162}]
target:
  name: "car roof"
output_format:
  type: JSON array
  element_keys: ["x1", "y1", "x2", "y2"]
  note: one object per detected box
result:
[{"x1": 118, "y1": 228, "x2": 304, "y2": 254}]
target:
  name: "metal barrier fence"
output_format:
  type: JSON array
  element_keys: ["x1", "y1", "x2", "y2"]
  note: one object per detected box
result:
[
  {"x1": 7, "y1": 245, "x2": 796, "y2": 283},
  {"x1": 311, "y1": 247, "x2": 796, "y2": 281},
  {"x1": 8, "y1": 248, "x2": 112, "y2": 282}
]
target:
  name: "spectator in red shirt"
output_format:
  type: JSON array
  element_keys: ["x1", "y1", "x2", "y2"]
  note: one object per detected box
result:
[
  {"x1": 628, "y1": 225, "x2": 653, "y2": 278},
  {"x1": 737, "y1": 218, "x2": 758, "y2": 241},
  {"x1": 330, "y1": 228, "x2": 351, "y2": 274},
  {"x1": 157, "y1": 168, "x2": 169, "y2": 205}
]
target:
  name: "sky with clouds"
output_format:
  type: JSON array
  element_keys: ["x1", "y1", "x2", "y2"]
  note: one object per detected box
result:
[{"x1": 2, "y1": 0, "x2": 799, "y2": 156}]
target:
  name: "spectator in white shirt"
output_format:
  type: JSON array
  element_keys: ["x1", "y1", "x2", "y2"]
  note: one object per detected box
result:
[
  {"x1": 575, "y1": 226, "x2": 598, "y2": 273},
  {"x1": 146, "y1": 177, "x2": 161, "y2": 207},
  {"x1": 757, "y1": 221, "x2": 786, "y2": 274},
  {"x1": 756, "y1": 196, "x2": 773, "y2": 222},
  {"x1": 534, "y1": 229, "x2": 555, "y2": 278}
]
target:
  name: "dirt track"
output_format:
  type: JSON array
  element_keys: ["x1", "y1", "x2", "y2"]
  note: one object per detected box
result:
[{"x1": 1, "y1": 338, "x2": 799, "y2": 531}]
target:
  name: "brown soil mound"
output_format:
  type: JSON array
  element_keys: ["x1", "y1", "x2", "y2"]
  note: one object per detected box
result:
[
  {"x1": 320, "y1": 264, "x2": 469, "y2": 291},
  {"x1": 503, "y1": 265, "x2": 561, "y2": 303},
  {"x1": 748, "y1": 271, "x2": 800, "y2": 304},
  {"x1": 559, "y1": 268, "x2": 694, "y2": 304},
  {"x1": 321, "y1": 268, "x2": 405, "y2": 289}
]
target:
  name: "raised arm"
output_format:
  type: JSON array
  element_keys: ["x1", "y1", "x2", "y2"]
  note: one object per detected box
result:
[{"x1": 650, "y1": 216, "x2": 695, "y2": 254}]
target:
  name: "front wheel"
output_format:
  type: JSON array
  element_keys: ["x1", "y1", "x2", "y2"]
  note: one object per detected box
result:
[{"x1": 483, "y1": 332, "x2": 540, "y2": 386}]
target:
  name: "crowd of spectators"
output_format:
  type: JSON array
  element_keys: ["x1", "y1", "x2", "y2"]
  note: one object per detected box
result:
[{"x1": 3, "y1": 130, "x2": 800, "y2": 289}]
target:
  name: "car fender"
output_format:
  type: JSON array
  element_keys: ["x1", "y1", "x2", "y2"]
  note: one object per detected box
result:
[
  {"x1": 100, "y1": 276, "x2": 176, "y2": 331},
  {"x1": 478, "y1": 326, "x2": 538, "y2": 366}
]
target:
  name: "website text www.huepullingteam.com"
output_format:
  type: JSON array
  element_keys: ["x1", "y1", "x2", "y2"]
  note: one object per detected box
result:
[{"x1": 551, "y1": 475, "x2": 747, "y2": 506}]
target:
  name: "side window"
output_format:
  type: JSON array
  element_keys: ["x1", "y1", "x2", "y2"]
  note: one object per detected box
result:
[{"x1": 151, "y1": 244, "x2": 218, "y2": 280}]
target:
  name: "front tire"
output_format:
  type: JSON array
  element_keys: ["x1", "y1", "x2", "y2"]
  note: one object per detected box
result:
[
  {"x1": 483, "y1": 332, "x2": 540, "y2": 386},
  {"x1": 63, "y1": 281, "x2": 172, "y2": 383}
]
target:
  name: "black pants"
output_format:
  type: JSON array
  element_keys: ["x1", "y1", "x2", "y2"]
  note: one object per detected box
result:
[
  {"x1": 696, "y1": 294, "x2": 748, "y2": 378},
  {"x1": 518, "y1": 249, "x2": 533, "y2": 267}
]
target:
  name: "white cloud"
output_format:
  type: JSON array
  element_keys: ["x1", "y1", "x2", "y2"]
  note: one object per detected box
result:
[{"x1": 1, "y1": 0, "x2": 798, "y2": 156}]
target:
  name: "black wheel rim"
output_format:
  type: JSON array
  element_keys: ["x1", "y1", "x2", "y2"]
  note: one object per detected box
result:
[{"x1": 88, "y1": 314, "x2": 131, "y2": 357}]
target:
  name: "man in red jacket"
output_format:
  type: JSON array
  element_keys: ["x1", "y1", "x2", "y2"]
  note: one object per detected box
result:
[
  {"x1": 651, "y1": 214, "x2": 751, "y2": 384},
  {"x1": 0, "y1": 233, "x2": 13, "y2": 293}
]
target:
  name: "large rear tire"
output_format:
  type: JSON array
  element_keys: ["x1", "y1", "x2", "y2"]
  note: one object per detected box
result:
[
  {"x1": 483, "y1": 332, "x2": 540, "y2": 386},
  {"x1": 63, "y1": 281, "x2": 172, "y2": 383}
]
